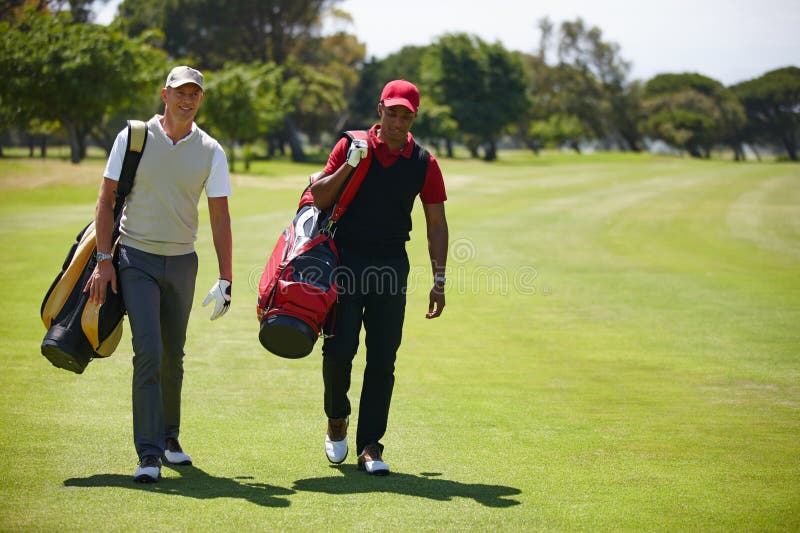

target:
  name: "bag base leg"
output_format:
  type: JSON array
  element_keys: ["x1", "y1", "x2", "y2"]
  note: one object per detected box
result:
[
  {"x1": 41, "y1": 339, "x2": 90, "y2": 374},
  {"x1": 259, "y1": 315, "x2": 316, "y2": 359}
]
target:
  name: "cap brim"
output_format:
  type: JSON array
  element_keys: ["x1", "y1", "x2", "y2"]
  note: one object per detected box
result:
[
  {"x1": 167, "y1": 80, "x2": 203, "y2": 89},
  {"x1": 383, "y1": 98, "x2": 416, "y2": 113}
]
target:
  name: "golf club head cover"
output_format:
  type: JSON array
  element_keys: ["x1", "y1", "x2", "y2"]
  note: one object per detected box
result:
[{"x1": 203, "y1": 279, "x2": 231, "y2": 320}]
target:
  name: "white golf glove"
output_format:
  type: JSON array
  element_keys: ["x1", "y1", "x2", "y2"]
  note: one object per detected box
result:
[
  {"x1": 202, "y1": 279, "x2": 231, "y2": 320},
  {"x1": 346, "y1": 139, "x2": 368, "y2": 167}
]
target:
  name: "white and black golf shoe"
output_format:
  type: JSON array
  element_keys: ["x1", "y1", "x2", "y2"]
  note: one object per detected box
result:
[
  {"x1": 133, "y1": 455, "x2": 162, "y2": 483},
  {"x1": 325, "y1": 417, "x2": 349, "y2": 464}
]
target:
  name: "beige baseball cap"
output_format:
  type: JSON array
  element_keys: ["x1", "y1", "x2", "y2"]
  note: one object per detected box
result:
[{"x1": 165, "y1": 66, "x2": 204, "y2": 90}]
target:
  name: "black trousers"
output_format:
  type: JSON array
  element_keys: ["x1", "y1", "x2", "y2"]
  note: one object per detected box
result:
[{"x1": 322, "y1": 250, "x2": 409, "y2": 455}]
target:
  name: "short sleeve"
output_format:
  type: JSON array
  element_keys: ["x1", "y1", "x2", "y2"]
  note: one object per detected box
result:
[
  {"x1": 204, "y1": 143, "x2": 232, "y2": 197},
  {"x1": 103, "y1": 127, "x2": 128, "y2": 182},
  {"x1": 419, "y1": 154, "x2": 447, "y2": 204},
  {"x1": 322, "y1": 137, "x2": 349, "y2": 175}
]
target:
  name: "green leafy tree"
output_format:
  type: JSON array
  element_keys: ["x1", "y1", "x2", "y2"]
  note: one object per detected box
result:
[
  {"x1": 201, "y1": 63, "x2": 287, "y2": 171},
  {"x1": 0, "y1": 8, "x2": 165, "y2": 162},
  {"x1": 731, "y1": 66, "x2": 800, "y2": 161},
  {"x1": 425, "y1": 33, "x2": 527, "y2": 161},
  {"x1": 1, "y1": 0, "x2": 47, "y2": 22},
  {"x1": 643, "y1": 73, "x2": 745, "y2": 158},
  {"x1": 119, "y1": 0, "x2": 345, "y2": 69},
  {"x1": 291, "y1": 29, "x2": 363, "y2": 146},
  {"x1": 528, "y1": 113, "x2": 584, "y2": 150},
  {"x1": 282, "y1": 62, "x2": 347, "y2": 149},
  {"x1": 526, "y1": 16, "x2": 640, "y2": 152},
  {"x1": 347, "y1": 45, "x2": 428, "y2": 130},
  {"x1": 412, "y1": 99, "x2": 459, "y2": 158},
  {"x1": 345, "y1": 45, "x2": 458, "y2": 155},
  {"x1": 0, "y1": 0, "x2": 96, "y2": 23},
  {"x1": 117, "y1": 0, "x2": 349, "y2": 161}
]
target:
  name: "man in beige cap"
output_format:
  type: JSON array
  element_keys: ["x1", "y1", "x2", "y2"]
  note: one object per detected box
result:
[{"x1": 86, "y1": 65, "x2": 233, "y2": 483}]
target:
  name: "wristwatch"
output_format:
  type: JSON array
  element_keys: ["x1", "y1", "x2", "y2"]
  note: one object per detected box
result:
[
  {"x1": 96, "y1": 252, "x2": 113, "y2": 263},
  {"x1": 434, "y1": 275, "x2": 446, "y2": 284}
]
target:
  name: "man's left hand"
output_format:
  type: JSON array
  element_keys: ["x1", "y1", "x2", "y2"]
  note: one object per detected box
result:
[
  {"x1": 426, "y1": 284, "x2": 445, "y2": 319},
  {"x1": 203, "y1": 279, "x2": 231, "y2": 320}
]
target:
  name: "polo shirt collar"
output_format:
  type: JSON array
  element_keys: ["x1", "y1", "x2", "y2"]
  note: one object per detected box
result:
[{"x1": 369, "y1": 124, "x2": 414, "y2": 158}]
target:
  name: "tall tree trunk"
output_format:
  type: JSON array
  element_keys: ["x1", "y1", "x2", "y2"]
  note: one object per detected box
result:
[
  {"x1": 524, "y1": 138, "x2": 540, "y2": 155},
  {"x1": 686, "y1": 142, "x2": 702, "y2": 158},
  {"x1": 61, "y1": 119, "x2": 81, "y2": 165},
  {"x1": 621, "y1": 133, "x2": 641, "y2": 152},
  {"x1": 782, "y1": 134, "x2": 798, "y2": 161},
  {"x1": 483, "y1": 139, "x2": 497, "y2": 161},
  {"x1": 90, "y1": 127, "x2": 114, "y2": 156},
  {"x1": 748, "y1": 143, "x2": 762, "y2": 162},
  {"x1": 446, "y1": 138, "x2": 454, "y2": 158},
  {"x1": 227, "y1": 141, "x2": 236, "y2": 172},
  {"x1": 284, "y1": 115, "x2": 306, "y2": 162},
  {"x1": 731, "y1": 143, "x2": 743, "y2": 161}
]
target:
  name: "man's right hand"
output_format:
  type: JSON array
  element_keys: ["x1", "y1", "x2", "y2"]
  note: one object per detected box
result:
[
  {"x1": 84, "y1": 261, "x2": 117, "y2": 306},
  {"x1": 346, "y1": 139, "x2": 368, "y2": 167}
]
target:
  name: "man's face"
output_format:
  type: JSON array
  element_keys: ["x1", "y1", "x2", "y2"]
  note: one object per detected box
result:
[
  {"x1": 163, "y1": 83, "x2": 203, "y2": 121},
  {"x1": 378, "y1": 103, "x2": 416, "y2": 146}
]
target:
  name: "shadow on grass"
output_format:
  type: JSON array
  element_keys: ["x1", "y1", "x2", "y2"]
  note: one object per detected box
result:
[
  {"x1": 63, "y1": 464, "x2": 293, "y2": 507},
  {"x1": 293, "y1": 465, "x2": 521, "y2": 507}
]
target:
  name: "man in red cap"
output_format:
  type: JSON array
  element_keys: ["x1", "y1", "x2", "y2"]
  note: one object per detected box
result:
[{"x1": 310, "y1": 79, "x2": 449, "y2": 475}]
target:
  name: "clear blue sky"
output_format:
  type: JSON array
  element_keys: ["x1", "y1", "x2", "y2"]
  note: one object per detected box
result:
[{"x1": 95, "y1": 0, "x2": 800, "y2": 86}]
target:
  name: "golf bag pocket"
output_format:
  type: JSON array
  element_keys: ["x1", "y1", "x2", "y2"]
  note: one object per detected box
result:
[{"x1": 40, "y1": 222, "x2": 125, "y2": 374}]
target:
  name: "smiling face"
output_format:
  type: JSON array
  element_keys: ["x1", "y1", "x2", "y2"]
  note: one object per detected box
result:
[
  {"x1": 377, "y1": 103, "x2": 416, "y2": 150},
  {"x1": 162, "y1": 83, "x2": 204, "y2": 123}
]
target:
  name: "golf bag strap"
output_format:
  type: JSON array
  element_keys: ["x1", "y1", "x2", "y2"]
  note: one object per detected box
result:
[
  {"x1": 113, "y1": 120, "x2": 148, "y2": 220},
  {"x1": 328, "y1": 130, "x2": 371, "y2": 224}
]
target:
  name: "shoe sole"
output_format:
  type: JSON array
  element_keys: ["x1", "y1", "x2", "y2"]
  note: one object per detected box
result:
[
  {"x1": 163, "y1": 457, "x2": 193, "y2": 466},
  {"x1": 357, "y1": 462, "x2": 390, "y2": 476},
  {"x1": 133, "y1": 474, "x2": 160, "y2": 483},
  {"x1": 325, "y1": 449, "x2": 348, "y2": 464}
]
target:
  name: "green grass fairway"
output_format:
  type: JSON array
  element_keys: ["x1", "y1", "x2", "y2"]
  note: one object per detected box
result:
[{"x1": 1, "y1": 152, "x2": 798, "y2": 531}]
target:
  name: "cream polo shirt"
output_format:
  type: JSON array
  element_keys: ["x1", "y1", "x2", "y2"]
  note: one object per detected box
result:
[{"x1": 104, "y1": 115, "x2": 231, "y2": 256}]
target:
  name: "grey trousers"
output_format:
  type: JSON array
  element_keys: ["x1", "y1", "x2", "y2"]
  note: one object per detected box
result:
[{"x1": 118, "y1": 245, "x2": 197, "y2": 460}]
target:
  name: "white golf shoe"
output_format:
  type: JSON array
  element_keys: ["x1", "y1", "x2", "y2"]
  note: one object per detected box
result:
[
  {"x1": 133, "y1": 455, "x2": 162, "y2": 483},
  {"x1": 163, "y1": 437, "x2": 192, "y2": 465},
  {"x1": 325, "y1": 417, "x2": 349, "y2": 464},
  {"x1": 357, "y1": 443, "x2": 390, "y2": 476}
]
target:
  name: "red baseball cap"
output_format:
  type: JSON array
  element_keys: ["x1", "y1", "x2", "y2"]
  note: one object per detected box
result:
[{"x1": 380, "y1": 79, "x2": 420, "y2": 113}]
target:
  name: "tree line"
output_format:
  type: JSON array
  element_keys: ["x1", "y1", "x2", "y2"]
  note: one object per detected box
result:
[{"x1": 1, "y1": 0, "x2": 798, "y2": 166}]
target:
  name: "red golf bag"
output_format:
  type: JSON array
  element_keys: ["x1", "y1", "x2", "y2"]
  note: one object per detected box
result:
[{"x1": 257, "y1": 131, "x2": 371, "y2": 358}]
